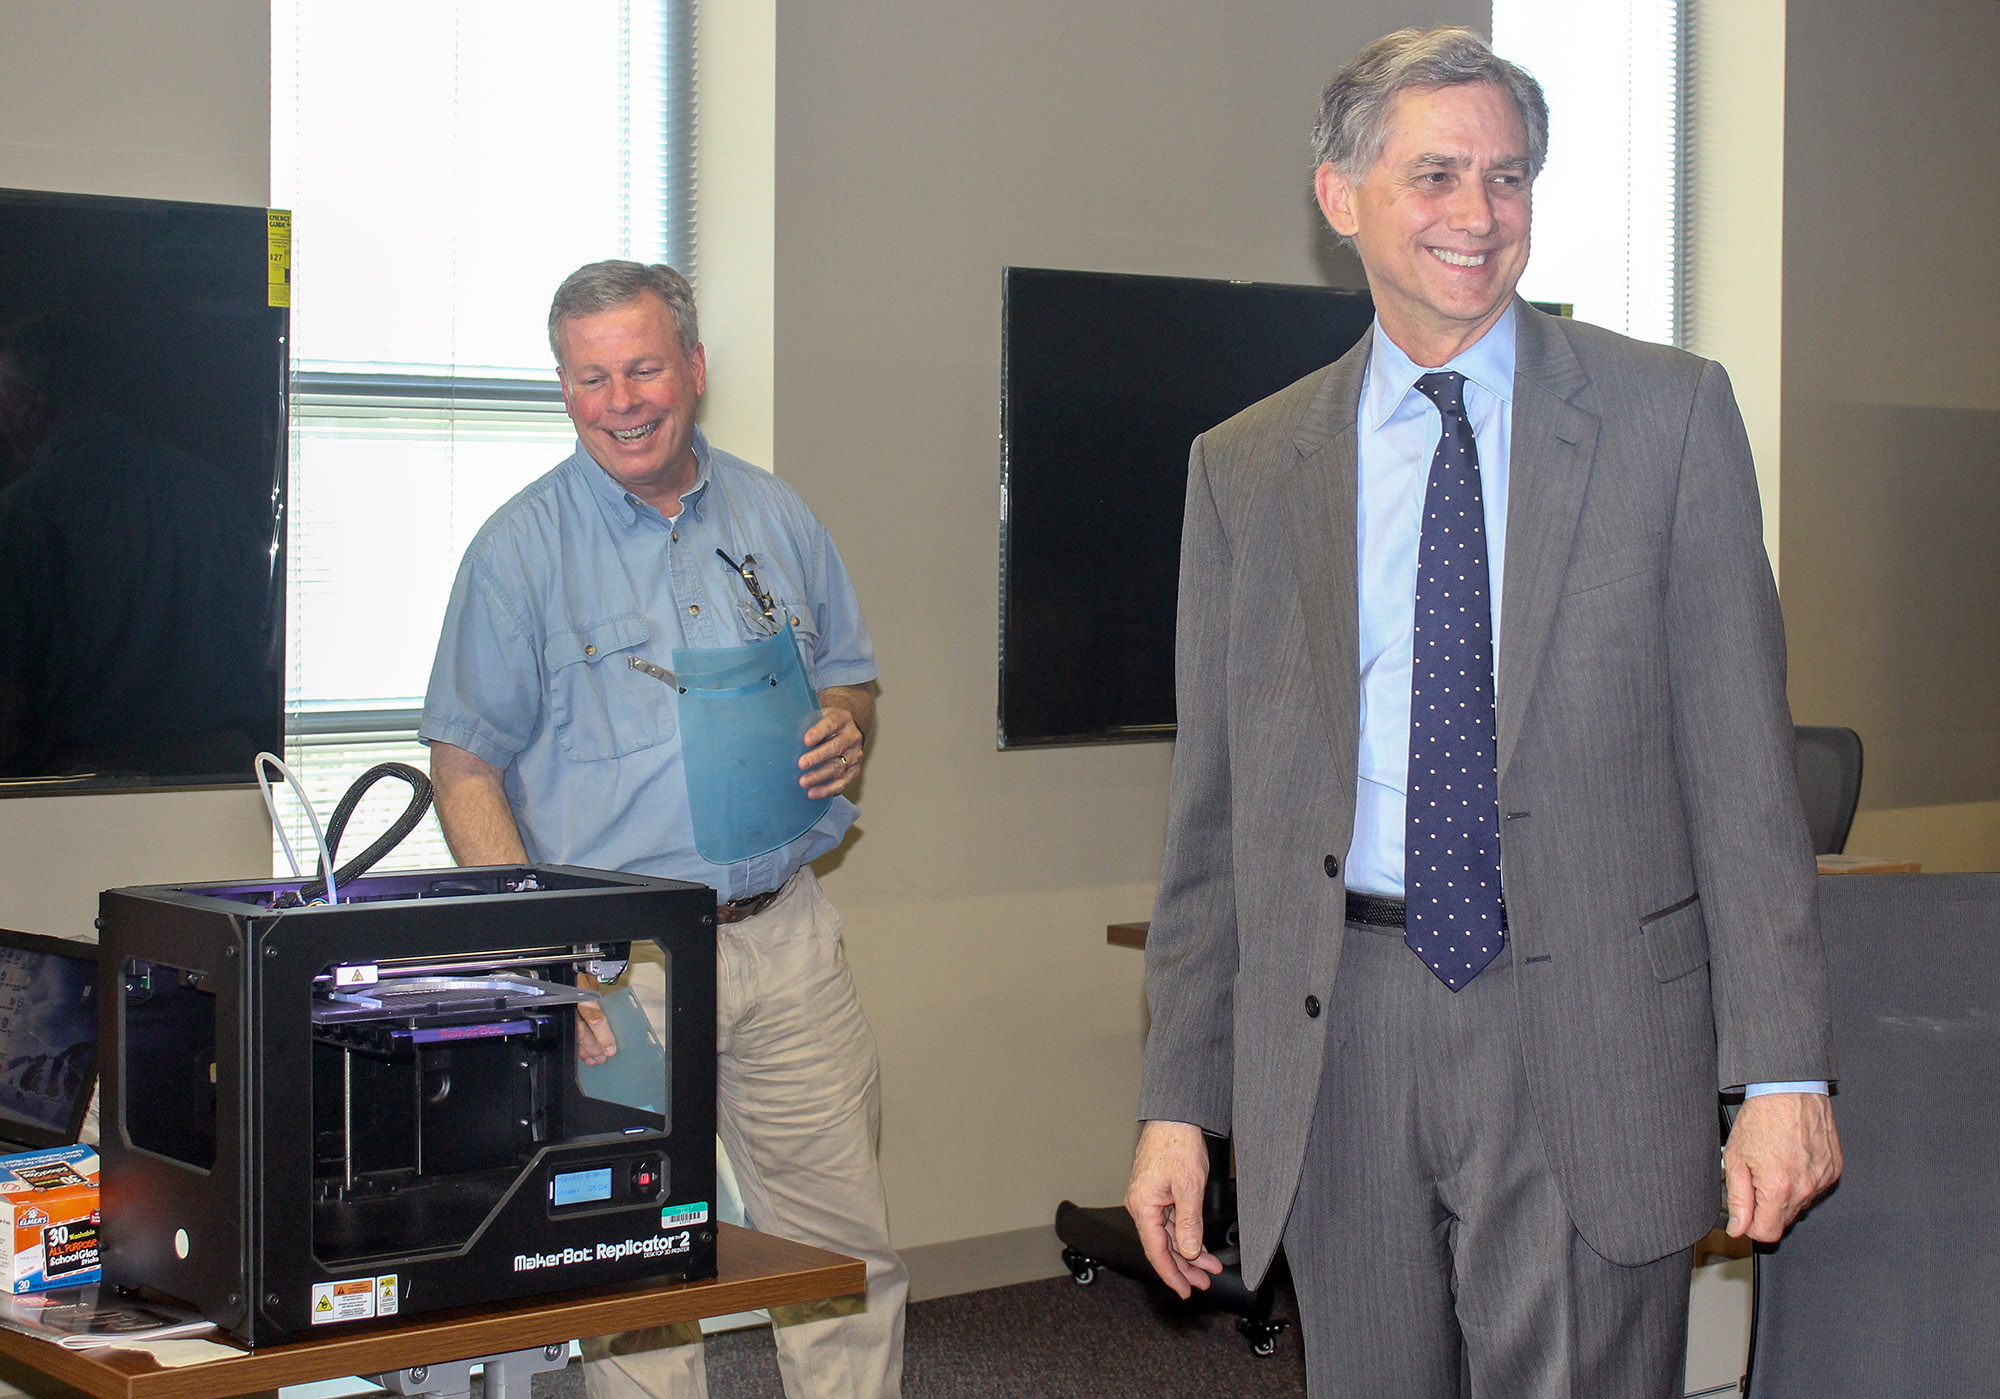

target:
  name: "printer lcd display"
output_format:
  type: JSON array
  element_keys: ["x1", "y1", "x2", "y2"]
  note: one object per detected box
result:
[{"x1": 553, "y1": 1167, "x2": 613, "y2": 1207}]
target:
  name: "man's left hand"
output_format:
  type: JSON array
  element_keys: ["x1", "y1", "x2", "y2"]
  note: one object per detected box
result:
[
  {"x1": 1723, "y1": 1091, "x2": 1842, "y2": 1242},
  {"x1": 802, "y1": 684, "x2": 872, "y2": 799}
]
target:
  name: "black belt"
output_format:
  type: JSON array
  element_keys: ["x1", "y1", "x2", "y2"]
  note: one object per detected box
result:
[
  {"x1": 717, "y1": 887, "x2": 783, "y2": 924},
  {"x1": 1344, "y1": 890, "x2": 1507, "y2": 932},
  {"x1": 1344, "y1": 890, "x2": 1408, "y2": 928}
]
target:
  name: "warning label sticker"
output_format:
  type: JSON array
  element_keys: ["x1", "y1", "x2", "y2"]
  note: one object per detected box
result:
[
  {"x1": 309, "y1": 1277, "x2": 377, "y2": 1324},
  {"x1": 376, "y1": 1274, "x2": 399, "y2": 1316}
]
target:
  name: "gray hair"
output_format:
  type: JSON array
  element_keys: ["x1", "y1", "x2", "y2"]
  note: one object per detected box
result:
[
  {"x1": 1311, "y1": 27, "x2": 1549, "y2": 181},
  {"x1": 547, "y1": 260, "x2": 700, "y2": 364}
]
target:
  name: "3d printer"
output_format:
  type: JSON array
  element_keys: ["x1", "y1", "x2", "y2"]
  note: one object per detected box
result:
[{"x1": 97, "y1": 865, "x2": 716, "y2": 1345}]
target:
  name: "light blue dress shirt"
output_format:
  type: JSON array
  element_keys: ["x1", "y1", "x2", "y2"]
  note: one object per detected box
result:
[
  {"x1": 1341, "y1": 308, "x2": 1821, "y2": 1097},
  {"x1": 1346, "y1": 306, "x2": 1516, "y2": 899},
  {"x1": 421, "y1": 428, "x2": 877, "y2": 901}
]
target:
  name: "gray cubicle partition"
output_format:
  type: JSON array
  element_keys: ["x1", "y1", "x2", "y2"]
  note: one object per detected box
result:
[{"x1": 1746, "y1": 872, "x2": 2000, "y2": 1395}]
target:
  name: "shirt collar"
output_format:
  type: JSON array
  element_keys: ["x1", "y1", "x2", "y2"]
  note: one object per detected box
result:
[
  {"x1": 678, "y1": 429, "x2": 715, "y2": 522},
  {"x1": 580, "y1": 425, "x2": 714, "y2": 525},
  {"x1": 1359, "y1": 300, "x2": 1519, "y2": 433}
]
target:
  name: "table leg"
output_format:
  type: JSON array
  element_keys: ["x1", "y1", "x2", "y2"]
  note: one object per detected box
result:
[{"x1": 368, "y1": 1344, "x2": 572, "y2": 1399}]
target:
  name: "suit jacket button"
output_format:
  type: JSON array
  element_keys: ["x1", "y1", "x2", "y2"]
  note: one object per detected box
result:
[
  {"x1": 1323, "y1": 855, "x2": 1339, "y2": 878},
  {"x1": 1304, "y1": 995, "x2": 1321, "y2": 1018}
]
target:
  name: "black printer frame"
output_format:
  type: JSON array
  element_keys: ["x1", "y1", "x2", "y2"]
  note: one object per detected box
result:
[{"x1": 98, "y1": 864, "x2": 717, "y2": 1346}]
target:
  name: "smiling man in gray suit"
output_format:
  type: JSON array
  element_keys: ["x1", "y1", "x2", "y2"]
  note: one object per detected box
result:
[{"x1": 1126, "y1": 28, "x2": 1842, "y2": 1398}]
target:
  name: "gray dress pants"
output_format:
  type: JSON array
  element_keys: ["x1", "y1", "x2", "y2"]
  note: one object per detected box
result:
[{"x1": 1282, "y1": 919, "x2": 1695, "y2": 1399}]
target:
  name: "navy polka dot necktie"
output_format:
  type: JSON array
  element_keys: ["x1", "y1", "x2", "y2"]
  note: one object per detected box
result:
[{"x1": 1405, "y1": 370, "x2": 1505, "y2": 990}]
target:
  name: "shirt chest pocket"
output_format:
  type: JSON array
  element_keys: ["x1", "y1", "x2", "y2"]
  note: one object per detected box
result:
[
  {"x1": 734, "y1": 588, "x2": 822, "y2": 683},
  {"x1": 545, "y1": 615, "x2": 678, "y2": 761},
  {"x1": 771, "y1": 604, "x2": 821, "y2": 681}
]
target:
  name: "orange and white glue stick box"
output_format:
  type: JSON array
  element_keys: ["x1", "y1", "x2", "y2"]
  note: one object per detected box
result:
[{"x1": 0, "y1": 1145, "x2": 100, "y2": 1292}]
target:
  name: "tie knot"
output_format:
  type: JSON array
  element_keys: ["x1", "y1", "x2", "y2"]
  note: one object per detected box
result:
[{"x1": 1415, "y1": 370, "x2": 1468, "y2": 419}]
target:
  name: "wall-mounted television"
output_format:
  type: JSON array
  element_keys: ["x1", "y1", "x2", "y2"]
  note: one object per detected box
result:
[
  {"x1": 0, "y1": 187, "x2": 287, "y2": 792},
  {"x1": 998, "y1": 267, "x2": 1375, "y2": 749}
]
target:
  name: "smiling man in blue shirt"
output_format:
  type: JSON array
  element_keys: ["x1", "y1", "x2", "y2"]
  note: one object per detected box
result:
[{"x1": 422, "y1": 261, "x2": 905, "y2": 1399}]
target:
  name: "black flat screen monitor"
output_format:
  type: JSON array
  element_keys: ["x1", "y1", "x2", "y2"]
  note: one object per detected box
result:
[
  {"x1": 999, "y1": 268, "x2": 1375, "y2": 748},
  {"x1": 0, "y1": 187, "x2": 287, "y2": 791}
]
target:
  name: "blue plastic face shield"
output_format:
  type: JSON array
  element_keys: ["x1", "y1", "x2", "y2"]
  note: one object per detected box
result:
[{"x1": 651, "y1": 626, "x2": 831, "y2": 865}]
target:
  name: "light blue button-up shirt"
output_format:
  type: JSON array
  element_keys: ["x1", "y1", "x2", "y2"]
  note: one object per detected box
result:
[
  {"x1": 1340, "y1": 308, "x2": 1822, "y2": 1098},
  {"x1": 1345, "y1": 305, "x2": 1516, "y2": 899},
  {"x1": 420, "y1": 428, "x2": 877, "y2": 900}
]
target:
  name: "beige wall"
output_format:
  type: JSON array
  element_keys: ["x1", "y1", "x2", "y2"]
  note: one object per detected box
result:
[
  {"x1": 1779, "y1": 0, "x2": 2000, "y2": 869},
  {"x1": 767, "y1": 0, "x2": 1475, "y2": 1247},
  {"x1": 1686, "y1": 0, "x2": 1785, "y2": 571},
  {"x1": 692, "y1": 0, "x2": 777, "y2": 466},
  {"x1": 0, "y1": 0, "x2": 276, "y2": 936},
  {"x1": 0, "y1": 0, "x2": 269, "y2": 205}
]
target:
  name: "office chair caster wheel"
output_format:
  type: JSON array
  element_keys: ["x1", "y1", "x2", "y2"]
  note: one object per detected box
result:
[
  {"x1": 1061, "y1": 1248, "x2": 1099, "y2": 1285},
  {"x1": 1237, "y1": 1316, "x2": 1288, "y2": 1356}
]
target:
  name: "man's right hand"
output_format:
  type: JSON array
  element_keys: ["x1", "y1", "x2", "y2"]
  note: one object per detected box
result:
[
  {"x1": 573, "y1": 971, "x2": 620, "y2": 1064},
  {"x1": 432, "y1": 742, "x2": 619, "y2": 1062},
  {"x1": 1125, "y1": 1119, "x2": 1222, "y2": 1298},
  {"x1": 575, "y1": 1001, "x2": 618, "y2": 1063}
]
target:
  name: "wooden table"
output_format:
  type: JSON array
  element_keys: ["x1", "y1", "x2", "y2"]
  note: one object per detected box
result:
[
  {"x1": 0, "y1": 1225, "x2": 862, "y2": 1399},
  {"x1": 1105, "y1": 921, "x2": 1149, "y2": 950},
  {"x1": 1814, "y1": 854, "x2": 1921, "y2": 875}
]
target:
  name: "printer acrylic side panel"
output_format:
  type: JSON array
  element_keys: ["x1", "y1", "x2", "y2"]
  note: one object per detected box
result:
[{"x1": 96, "y1": 888, "x2": 257, "y2": 1340}]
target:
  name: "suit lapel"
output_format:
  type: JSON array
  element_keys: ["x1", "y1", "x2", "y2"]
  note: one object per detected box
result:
[
  {"x1": 1498, "y1": 302, "x2": 1600, "y2": 776},
  {"x1": 1278, "y1": 339, "x2": 1368, "y2": 771}
]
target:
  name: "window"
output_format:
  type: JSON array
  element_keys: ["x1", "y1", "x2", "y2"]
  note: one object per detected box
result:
[
  {"x1": 269, "y1": 0, "x2": 694, "y2": 872},
  {"x1": 1491, "y1": 0, "x2": 1689, "y2": 346}
]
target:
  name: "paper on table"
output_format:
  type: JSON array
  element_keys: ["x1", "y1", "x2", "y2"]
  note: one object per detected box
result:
[
  {"x1": 0, "y1": 1284, "x2": 214, "y2": 1349},
  {"x1": 109, "y1": 1337, "x2": 246, "y2": 1366}
]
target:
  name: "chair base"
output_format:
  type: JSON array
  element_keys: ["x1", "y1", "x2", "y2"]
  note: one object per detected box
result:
[{"x1": 1053, "y1": 1199, "x2": 1289, "y2": 1356}]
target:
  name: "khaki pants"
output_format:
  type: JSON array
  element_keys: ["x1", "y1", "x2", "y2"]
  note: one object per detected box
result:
[{"x1": 583, "y1": 869, "x2": 907, "y2": 1399}]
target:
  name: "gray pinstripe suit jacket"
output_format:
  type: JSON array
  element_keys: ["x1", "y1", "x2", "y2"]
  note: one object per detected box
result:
[{"x1": 1136, "y1": 299, "x2": 1835, "y2": 1282}]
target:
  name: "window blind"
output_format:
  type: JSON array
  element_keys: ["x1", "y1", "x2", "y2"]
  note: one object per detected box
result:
[
  {"x1": 269, "y1": 0, "x2": 695, "y2": 875},
  {"x1": 1492, "y1": 0, "x2": 1689, "y2": 347}
]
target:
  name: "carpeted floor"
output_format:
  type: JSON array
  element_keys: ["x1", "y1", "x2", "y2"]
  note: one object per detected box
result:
[{"x1": 533, "y1": 1268, "x2": 1307, "y2": 1398}]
